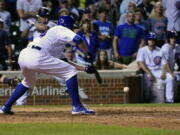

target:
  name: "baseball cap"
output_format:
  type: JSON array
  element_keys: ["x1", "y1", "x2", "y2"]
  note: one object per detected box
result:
[
  {"x1": 58, "y1": 15, "x2": 75, "y2": 29},
  {"x1": 167, "y1": 31, "x2": 178, "y2": 39},
  {"x1": 146, "y1": 32, "x2": 157, "y2": 40},
  {"x1": 37, "y1": 7, "x2": 50, "y2": 18},
  {"x1": 83, "y1": 8, "x2": 91, "y2": 14}
]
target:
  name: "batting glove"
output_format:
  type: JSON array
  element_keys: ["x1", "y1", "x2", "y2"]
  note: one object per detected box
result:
[{"x1": 84, "y1": 65, "x2": 96, "y2": 74}]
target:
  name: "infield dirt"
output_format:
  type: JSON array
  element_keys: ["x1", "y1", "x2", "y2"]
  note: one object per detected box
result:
[{"x1": 0, "y1": 106, "x2": 180, "y2": 130}]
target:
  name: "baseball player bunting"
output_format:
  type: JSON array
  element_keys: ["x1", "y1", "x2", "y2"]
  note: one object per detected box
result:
[{"x1": 0, "y1": 25, "x2": 95, "y2": 115}]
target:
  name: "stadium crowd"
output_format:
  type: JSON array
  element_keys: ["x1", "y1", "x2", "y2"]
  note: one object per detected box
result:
[{"x1": 0, "y1": 0, "x2": 180, "y2": 103}]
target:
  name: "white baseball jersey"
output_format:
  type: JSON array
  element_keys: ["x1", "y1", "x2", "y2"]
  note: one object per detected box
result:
[
  {"x1": 19, "y1": 25, "x2": 79, "y2": 88},
  {"x1": 161, "y1": 43, "x2": 180, "y2": 71},
  {"x1": 136, "y1": 46, "x2": 167, "y2": 71},
  {"x1": 137, "y1": 46, "x2": 175, "y2": 103},
  {"x1": 28, "y1": 25, "x2": 76, "y2": 59},
  {"x1": 30, "y1": 21, "x2": 57, "y2": 40}
]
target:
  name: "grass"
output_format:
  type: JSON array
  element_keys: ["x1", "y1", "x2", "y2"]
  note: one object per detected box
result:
[{"x1": 0, "y1": 123, "x2": 179, "y2": 135}]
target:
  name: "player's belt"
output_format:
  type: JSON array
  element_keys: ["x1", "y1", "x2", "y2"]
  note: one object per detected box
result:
[{"x1": 31, "y1": 45, "x2": 41, "y2": 51}]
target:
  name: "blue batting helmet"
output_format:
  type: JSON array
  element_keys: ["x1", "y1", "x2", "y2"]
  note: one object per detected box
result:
[
  {"x1": 146, "y1": 32, "x2": 157, "y2": 40},
  {"x1": 167, "y1": 31, "x2": 178, "y2": 39},
  {"x1": 58, "y1": 15, "x2": 75, "y2": 29}
]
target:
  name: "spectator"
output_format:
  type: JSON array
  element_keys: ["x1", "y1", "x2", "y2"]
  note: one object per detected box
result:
[
  {"x1": 95, "y1": 0, "x2": 119, "y2": 26},
  {"x1": 0, "y1": 74, "x2": 21, "y2": 86},
  {"x1": 81, "y1": 8, "x2": 93, "y2": 22},
  {"x1": 118, "y1": 1, "x2": 136, "y2": 25},
  {"x1": 162, "y1": 0, "x2": 180, "y2": 44},
  {"x1": 4, "y1": 0, "x2": 18, "y2": 21},
  {"x1": 147, "y1": 1, "x2": 167, "y2": 47},
  {"x1": 113, "y1": 11, "x2": 144, "y2": 65},
  {"x1": 16, "y1": 0, "x2": 42, "y2": 50},
  {"x1": 59, "y1": 7, "x2": 69, "y2": 16},
  {"x1": 75, "y1": 19, "x2": 99, "y2": 65},
  {"x1": 109, "y1": 0, "x2": 121, "y2": 27},
  {"x1": 0, "y1": 0, "x2": 11, "y2": 33},
  {"x1": 0, "y1": 18, "x2": 12, "y2": 70},
  {"x1": 119, "y1": 0, "x2": 142, "y2": 15},
  {"x1": 85, "y1": 0, "x2": 97, "y2": 21},
  {"x1": 134, "y1": 8, "x2": 148, "y2": 35},
  {"x1": 137, "y1": 0, "x2": 153, "y2": 20},
  {"x1": 30, "y1": 7, "x2": 56, "y2": 41},
  {"x1": 69, "y1": 0, "x2": 80, "y2": 20},
  {"x1": 51, "y1": 0, "x2": 69, "y2": 20},
  {"x1": 161, "y1": 31, "x2": 180, "y2": 72},
  {"x1": 42, "y1": 0, "x2": 52, "y2": 9},
  {"x1": 65, "y1": 47, "x2": 75, "y2": 62},
  {"x1": 94, "y1": 50, "x2": 127, "y2": 70},
  {"x1": 93, "y1": 7, "x2": 114, "y2": 59},
  {"x1": 136, "y1": 32, "x2": 175, "y2": 103},
  {"x1": 85, "y1": 0, "x2": 98, "y2": 8}
]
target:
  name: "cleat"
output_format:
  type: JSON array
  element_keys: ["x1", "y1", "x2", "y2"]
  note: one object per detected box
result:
[
  {"x1": 0, "y1": 106, "x2": 14, "y2": 115},
  {"x1": 72, "y1": 105, "x2": 95, "y2": 115}
]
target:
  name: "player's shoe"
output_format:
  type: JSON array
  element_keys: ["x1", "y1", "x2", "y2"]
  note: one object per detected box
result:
[
  {"x1": 72, "y1": 105, "x2": 95, "y2": 115},
  {"x1": 0, "y1": 106, "x2": 14, "y2": 115}
]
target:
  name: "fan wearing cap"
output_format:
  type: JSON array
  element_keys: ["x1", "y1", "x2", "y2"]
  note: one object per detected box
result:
[
  {"x1": 27, "y1": 7, "x2": 57, "y2": 41},
  {"x1": 161, "y1": 31, "x2": 180, "y2": 103},
  {"x1": 161, "y1": 31, "x2": 180, "y2": 72},
  {"x1": 136, "y1": 32, "x2": 175, "y2": 103},
  {"x1": 0, "y1": 18, "x2": 12, "y2": 70}
]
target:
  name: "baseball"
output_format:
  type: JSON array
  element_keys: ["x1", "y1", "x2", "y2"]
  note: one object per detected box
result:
[{"x1": 123, "y1": 87, "x2": 129, "y2": 93}]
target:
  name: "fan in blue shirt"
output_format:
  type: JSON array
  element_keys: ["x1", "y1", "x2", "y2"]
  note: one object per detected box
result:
[{"x1": 113, "y1": 11, "x2": 145, "y2": 64}]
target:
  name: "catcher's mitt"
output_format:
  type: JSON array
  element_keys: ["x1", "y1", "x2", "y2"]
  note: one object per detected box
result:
[{"x1": 8, "y1": 76, "x2": 22, "y2": 87}]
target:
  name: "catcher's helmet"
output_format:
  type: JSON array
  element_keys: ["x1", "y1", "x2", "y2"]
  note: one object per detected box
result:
[
  {"x1": 167, "y1": 31, "x2": 178, "y2": 39},
  {"x1": 146, "y1": 32, "x2": 157, "y2": 40},
  {"x1": 37, "y1": 7, "x2": 50, "y2": 18}
]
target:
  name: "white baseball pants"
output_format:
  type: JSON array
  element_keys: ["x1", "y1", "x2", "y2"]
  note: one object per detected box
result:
[{"x1": 18, "y1": 47, "x2": 77, "y2": 89}]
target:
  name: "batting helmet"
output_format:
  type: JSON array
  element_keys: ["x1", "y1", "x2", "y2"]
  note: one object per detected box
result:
[
  {"x1": 37, "y1": 7, "x2": 50, "y2": 18},
  {"x1": 58, "y1": 13, "x2": 78, "y2": 29},
  {"x1": 146, "y1": 32, "x2": 157, "y2": 40},
  {"x1": 58, "y1": 15, "x2": 75, "y2": 29},
  {"x1": 167, "y1": 31, "x2": 178, "y2": 39}
]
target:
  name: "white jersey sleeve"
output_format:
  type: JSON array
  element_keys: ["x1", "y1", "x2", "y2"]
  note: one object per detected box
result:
[
  {"x1": 161, "y1": 44, "x2": 170, "y2": 61},
  {"x1": 56, "y1": 26, "x2": 77, "y2": 45},
  {"x1": 136, "y1": 47, "x2": 145, "y2": 62}
]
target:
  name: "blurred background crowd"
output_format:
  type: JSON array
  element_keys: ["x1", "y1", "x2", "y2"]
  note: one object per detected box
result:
[{"x1": 0, "y1": 0, "x2": 179, "y2": 71}]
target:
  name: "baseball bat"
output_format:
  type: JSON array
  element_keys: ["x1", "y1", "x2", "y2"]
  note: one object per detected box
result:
[
  {"x1": 92, "y1": 63, "x2": 103, "y2": 84},
  {"x1": 76, "y1": 49, "x2": 103, "y2": 84}
]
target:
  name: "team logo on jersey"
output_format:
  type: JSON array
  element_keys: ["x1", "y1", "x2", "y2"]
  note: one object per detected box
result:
[{"x1": 153, "y1": 56, "x2": 162, "y2": 65}]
